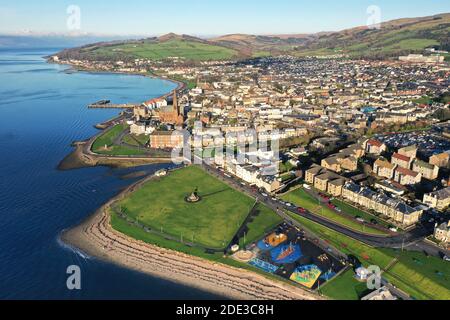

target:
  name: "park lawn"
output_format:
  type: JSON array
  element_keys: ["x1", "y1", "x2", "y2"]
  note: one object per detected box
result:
[
  {"x1": 123, "y1": 134, "x2": 149, "y2": 147},
  {"x1": 242, "y1": 204, "x2": 283, "y2": 247},
  {"x1": 117, "y1": 166, "x2": 254, "y2": 249},
  {"x1": 331, "y1": 199, "x2": 390, "y2": 228},
  {"x1": 99, "y1": 145, "x2": 147, "y2": 156},
  {"x1": 288, "y1": 212, "x2": 450, "y2": 300},
  {"x1": 94, "y1": 39, "x2": 237, "y2": 61},
  {"x1": 92, "y1": 124, "x2": 127, "y2": 153},
  {"x1": 381, "y1": 249, "x2": 450, "y2": 300},
  {"x1": 320, "y1": 269, "x2": 370, "y2": 300},
  {"x1": 110, "y1": 208, "x2": 299, "y2": 286},
  {"x1": 282, "y1": 188, "x2": 386, "y2": 235}
]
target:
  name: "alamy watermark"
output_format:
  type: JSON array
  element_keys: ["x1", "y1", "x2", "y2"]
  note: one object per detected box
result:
[
  {"x1": 367, "y1": 5, "x2": 382, "y2": 30},
  {"x1": 366, "y1": 265, "x2": 382, "y2": 290},
  {"x1": 171, "y1": 121, "x2": 281, "y2": 175},
  {"x1": 66, "y1": 265, "x2": 81, "y2": 290},
  {"x1": 67, "y1": 5, "x2": 81, "y2": 31}
]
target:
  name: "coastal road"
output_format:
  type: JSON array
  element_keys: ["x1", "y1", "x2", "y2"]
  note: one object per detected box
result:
[{"x1": 194, "y1": 157, "x2": 449, "y2": 258}]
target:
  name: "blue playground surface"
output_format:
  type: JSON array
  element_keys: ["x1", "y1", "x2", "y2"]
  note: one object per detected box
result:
[
  {"x1": 257, "y1": 239, "x2": 275, "y2": 251},
  {"x1": 320, "y1": 270, "x2": 336, "y2": 281},
  {"x1": 249, "y1": 258, "x2": 279, "y2": 273},
  {"x1": 270, "y1": 244, "x2": 302, "y2": 264}
]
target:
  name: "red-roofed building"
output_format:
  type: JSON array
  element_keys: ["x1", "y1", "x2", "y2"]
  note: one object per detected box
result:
[
  {"x1": 143, "y1": 98, "x2": 167, "y2": 109},
  {"x1": 394, "y1": 166, "x2": 422, "y2": 185},
  {"x1": 364, "y1": 139, "x2": 387, "y2": 155},
  {"x1": 392, "y1": 153, "x2": 413, "y2": 169}
]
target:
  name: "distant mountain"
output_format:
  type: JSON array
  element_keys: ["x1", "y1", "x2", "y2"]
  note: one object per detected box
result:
[
  {"x1": 52, "y1": 12, "x2": 450, "y2": 61},
  {"x1": 0, "y1": 34, "x2": 135, "y2": 49}
]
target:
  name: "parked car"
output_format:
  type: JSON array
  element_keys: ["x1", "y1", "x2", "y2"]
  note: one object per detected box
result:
[{"x1": 298, "y1": 207, "x2": 306, "y2": 214}]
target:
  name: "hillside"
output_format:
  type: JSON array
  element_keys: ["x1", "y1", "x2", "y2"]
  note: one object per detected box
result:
[
  {"x1": 56, "y1": 34, "x2": 239, "y2": 62},
  {"x1": 55, "y1": 13, "x2": 450, "y2": 62},
  {"x1": 294, "y1": 13, "x2": 450, "y2": 58},
  {"x1": 210, "y1": 33, "x2": 315, "y2": 57}
]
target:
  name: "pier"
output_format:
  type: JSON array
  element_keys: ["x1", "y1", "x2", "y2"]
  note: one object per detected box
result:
[{"x1": 88, "y1": 102, "x2": 140, "y2": 109}]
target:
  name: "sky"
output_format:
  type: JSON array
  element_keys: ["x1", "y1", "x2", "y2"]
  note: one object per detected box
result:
[{"x1": 0, "y1": 0, "x2": 449, "y2": 36}]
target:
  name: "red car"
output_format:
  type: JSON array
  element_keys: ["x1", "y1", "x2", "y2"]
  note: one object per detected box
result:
[
  {"x1": 298, "y1": 207, "x2": 306, "y2": 214},
  {"x1": 327, "y1": 203, "x2": 336, "y2": 209}
]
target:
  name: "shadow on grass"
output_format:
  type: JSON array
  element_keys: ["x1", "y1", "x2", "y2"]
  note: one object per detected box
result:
[{"x1": 202, "y1": 188, "x2": 230, "y2": 198}]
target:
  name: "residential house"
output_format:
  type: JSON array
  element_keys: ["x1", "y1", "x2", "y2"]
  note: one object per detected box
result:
[
  {"x1": 434, "y1": 221, "x2": 450, "y2": 243},
  {"x1": 365, "y1": 139, "x2": 387, "y2": 155},
  {"x1": 398, "y1": 145, "x2": 418, "y2": 159},
  {"x1": 373, "y1": 159, "x2": 396, "y2": 179},
  {"x1": 423, "y1": 187, "x2": 450, "y2": 210},
  {"x1": 429, "y1": 152, "x2": 450, "y2": 168},
  {"x1": 305, "y1": 164, "x2": 327, "y2": 185},
  {"x1": 235, "y1": 164, "x2": 260, "y2": 185},
  {"x1": 256, "y1": 175, "x2": 281, "y2": 193},
  {"x1": 391, "y1": 153, "x2": 413, "y2": 169},
  {"x1": 393, "y1": 167, "x2": 422, "y2": 185},
  {"x1": 342, "y1": 181, "x2": 423, "y2": 227},
  {"x1": 412, "y1": 160, "x2": 439, "y2": 180}
]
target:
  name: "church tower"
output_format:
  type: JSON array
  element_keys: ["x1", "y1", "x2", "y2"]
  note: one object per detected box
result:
[{"x1": 172, "y1": 90, "x2": 180, "y2": 116}]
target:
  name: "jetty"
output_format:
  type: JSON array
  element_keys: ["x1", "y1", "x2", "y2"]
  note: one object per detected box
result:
[{"x1": 88, "y1": 100, "x2": 140, "y2": 109}]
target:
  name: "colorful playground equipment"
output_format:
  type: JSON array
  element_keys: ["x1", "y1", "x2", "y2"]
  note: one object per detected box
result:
[
  {"x1": 257, "y1": 232, "x2": 288, "y2": 251},
  {"x1": 249, "y1": 258, "x2": 279, "y2": 273},
  {"x1": 289, "y1": 264, "x2": 322, "y2": 289},
  {"x1": 270, "y1": 243, "x2": 302, "y2": 264}
]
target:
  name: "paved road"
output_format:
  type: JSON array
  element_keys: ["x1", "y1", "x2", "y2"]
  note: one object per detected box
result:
[{"x1": 194, "y1": 157, "x2": 449, "y2": 258}]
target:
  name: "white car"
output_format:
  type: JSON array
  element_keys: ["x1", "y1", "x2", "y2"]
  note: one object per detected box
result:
[
  {"x1": 303, "y1": 184, "x2": 311, "y2": 190},
  {"x1": 443, "y1": 256, "x2": 450, "y2": 262}
]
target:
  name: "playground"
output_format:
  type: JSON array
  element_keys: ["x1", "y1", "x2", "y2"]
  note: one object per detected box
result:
[{"x1": 246, "y1": 223, "x2": 345, "y2": 290}]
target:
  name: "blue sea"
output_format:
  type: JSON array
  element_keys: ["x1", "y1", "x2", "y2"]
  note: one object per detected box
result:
[{"x1": 0, "y1": 48, "x2": 223, "y2": 300}]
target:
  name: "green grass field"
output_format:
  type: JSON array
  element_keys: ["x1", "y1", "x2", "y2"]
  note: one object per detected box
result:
[
  {"x1": 242, "y1": 204, "x2": 283, "y2": 246},
  {"x1": 93, "y1": 39, "x2": 237, "y2": 61},
  {"x1": 282, "y1": 188, "x2": 386, "y2": 235},
  {"x1": 92, "y1": 125, "x2": 149, "y2": 156},
  {"x1": 92, "y1": 124, "x2": 126, "y2": 153},
  {"x1": 110, "y1": 208, "x2": 296, "y2": 286},
  {"x1": 116, "y1": 166, "x2": 255, "y2": 249},
  {"x1": 122, "y1": 134, "x2": 149, "y2": 147},
  {"x1": 320, "y1": 269, "x2": 370, "y2": 300},
  {"x1": 289, "y1": 213, "x2": 450, "y2": 300}
]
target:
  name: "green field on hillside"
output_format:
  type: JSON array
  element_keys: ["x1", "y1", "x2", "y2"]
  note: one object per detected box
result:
[
  {"x1": 92, "y1": 39, "x2": 237, "y2": 61},
  {"x1": 115, "y1": 166, "x2": 254, "y2": 249}
]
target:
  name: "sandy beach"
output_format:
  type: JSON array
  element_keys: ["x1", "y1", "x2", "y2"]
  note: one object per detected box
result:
[{"x1": 61, "y1": 180, "x2": 322, "y2": 300}]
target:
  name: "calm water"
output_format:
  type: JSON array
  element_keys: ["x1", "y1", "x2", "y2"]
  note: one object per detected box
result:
[{"x1": 0, "y1": 48, "x2": 223, "y2": 300}]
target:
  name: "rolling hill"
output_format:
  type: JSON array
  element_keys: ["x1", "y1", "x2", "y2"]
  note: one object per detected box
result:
[
  {"x1": 294, "y1": 13, "x2": 450, "y2": 58},
  {"x1": 55, "y1": 13, "x2": 450, "y2": 62},
  {"x1": 56, "y1": 33, "x2": 239, "y2": 62}
]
